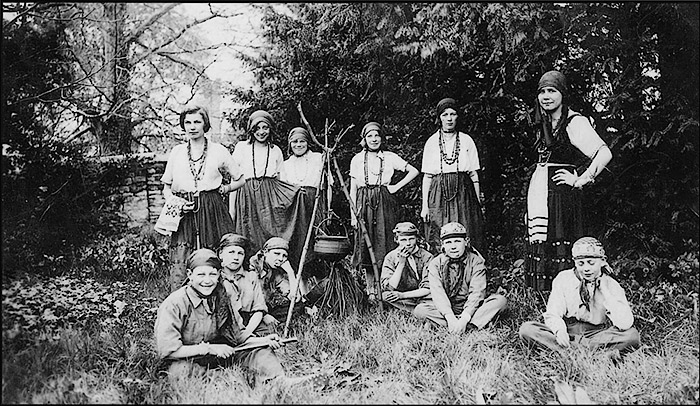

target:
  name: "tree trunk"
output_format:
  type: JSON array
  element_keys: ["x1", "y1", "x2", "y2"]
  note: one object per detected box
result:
[{"x1": 99, "y1": 2, "x2": 133, "y2": 155}]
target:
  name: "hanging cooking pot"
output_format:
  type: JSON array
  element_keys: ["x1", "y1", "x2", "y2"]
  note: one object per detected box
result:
[{"x1": 313, "y1": 216, "x2": 352, "y2": 261}]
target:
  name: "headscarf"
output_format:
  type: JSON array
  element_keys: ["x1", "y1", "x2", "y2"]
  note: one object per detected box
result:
[
  {"x1": 263, "y1": 236, "x2": 289, "y2": 252},
  {"x1": 571, "y1": 236, "x2": 610, "y2": 311},
  {"x1": 537, "y1": 70, "x2": 568, "y2": 96},
  {"x1": 287, "y1": 127, "x2": 311, "y2": 156},
  {"x1": 186, "y1": 248, "x2": 222, "y2": 271},
  {"x1": 247, "y1": 110, "x2": 275, "y2": 143},
  {"x1": 359, "y1": 122, "x2": 383, "y2": 150},
  {"x1": 217, "y1": 233, "x2": 252, "y2": 270},
  {"x1": 533, "y1": 70, "x2": 570, "y2": 148},
  {"x1": 434, "y1": 98, "x2": 458, "y2": 126}
]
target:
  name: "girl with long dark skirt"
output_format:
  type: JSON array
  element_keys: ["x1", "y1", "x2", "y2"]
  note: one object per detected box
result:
[
  {"x1": 525, "y1": 70, "x2": 612, "y2": 291},
  {"x1": 279, "y1": 127, "x2": 327, "y2": 269},
  {"x1": 350, "y1": 122, "x2": 419, "y2": 301},
  {"x1": 229, "y1": 110, "x2": 302, "y2": 255},
  {"x1": 161, "y1": 105, "x2": 243, "y2": 291},
  {"x1": 420, "y1": 98, "x2": 484, "y2": 256}
]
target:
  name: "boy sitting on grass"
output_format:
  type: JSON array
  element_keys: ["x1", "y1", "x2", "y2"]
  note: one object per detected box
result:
[
  {"x1": 217, "y1": 233, "x2": 273, "y2": 336},
  {"x1": 380, "y1": 221, "x2": 434, "y2": 313},
  {"x1": 154, "y1": 248, "x2": 288, "y2": 385},
  {"x1": 414, "y1": 222, "x2": 507, "y2": 333},
  {"x1": 519, "y1": 237, "x2": 641, "y2": 358}
]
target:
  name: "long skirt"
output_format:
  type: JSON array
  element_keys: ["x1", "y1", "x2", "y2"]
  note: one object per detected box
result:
[
  {"x1": 286, "y1": 186, "x2": 327, "y2": 270},
  {"x1": 525, "y1": 163, "x2": 584, "y2": 291},
  {"x1": 169, "y1": 190, "x2": 234, "y2": 291},
  {"x1": 231, "y1": 177, "x2": 303, "y2": 258},
  {"x1": 426, "y1": 172, "x2": 484, "y2": 255},
  {"x1": 352, "y1": 185, "x2": 398, "y2": 294}
]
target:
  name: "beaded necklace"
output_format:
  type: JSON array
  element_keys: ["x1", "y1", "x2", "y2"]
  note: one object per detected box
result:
[
  {"x1": 438, "y1": 129, "x2": 460, "y2": 167},
  {"x1": 187, "y1": 137, "x2": 208, "y2": 190},
  {"x1": 438, "y1": 130, "x2": 460, "y2": 202},
  {"x1": 363, "y1": 150, "x2": 384, "y2": 186},
  {"x1": 251, "y1": 141, "x2": 271, "y2": 191}
]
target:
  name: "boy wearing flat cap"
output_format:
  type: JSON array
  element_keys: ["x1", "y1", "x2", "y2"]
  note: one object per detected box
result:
[
  {"x1": 519, "y1": 237, "x2": 641, "y2": 354},
  {"x1": 414, "y1": 222, "x2": 507, "y2": 333},
  {"x1": 154, "y1": 248, "x2": 287, "y2": 385},
  {"x1": 380, "y1": 222, "x2": 434, "y2": 313}
]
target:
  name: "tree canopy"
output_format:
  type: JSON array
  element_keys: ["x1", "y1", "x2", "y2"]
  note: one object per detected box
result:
[
  {"x1": 232, "y1": 2, "x2": 698, "y2": 262},
  {"x1": 2, "y1": 2, "x2": 698, "y2": 275}
]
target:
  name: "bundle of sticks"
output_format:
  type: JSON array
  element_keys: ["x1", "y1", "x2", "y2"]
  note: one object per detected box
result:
[{"x1": 317, "y1": 258, "x2": 368, "y2": 319}]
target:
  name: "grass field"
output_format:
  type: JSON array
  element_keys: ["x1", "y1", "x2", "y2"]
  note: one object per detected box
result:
[{"x1": 2, "y1": 230, "x2": 699, "y2": 404}]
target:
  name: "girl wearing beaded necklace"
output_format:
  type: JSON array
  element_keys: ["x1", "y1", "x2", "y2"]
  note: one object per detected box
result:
[
  {"x1": 279, "y1": 127, "x2": 329, "y2": 271},
  {"x1": 161, "y1": 105, "x2": 244, "y2": 291},
  {"x1": 229, "y1": 110, "x2": 308, "y2": 278},
  {"x1": 349, "y1": 122, "x2": 419, "y2": 301},
  {"x1": 420, "y1": 98, "x2": 485, "y2": 256}
]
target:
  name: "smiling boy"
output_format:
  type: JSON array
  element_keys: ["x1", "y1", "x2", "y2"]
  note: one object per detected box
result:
[{"x1": 154, "y1": 248, "x2": 287, "y2": 385}]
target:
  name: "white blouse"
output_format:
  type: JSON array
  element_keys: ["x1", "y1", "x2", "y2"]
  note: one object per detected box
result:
[
  {"x1": 161, "y1": 141, "x2": 239, "y2": 192},
  {"x1": 279, "y1": 151, "x2": 324, "y2": 187},
  {"x1": 349, "y1": 150, "x2": 408, "y2": 187},
  {"x1": 421, "y1": 131, "x2": 480, "y2": 175},
  {"x1": 231, "y1": 141, "x2": 284, "y2": 180}
]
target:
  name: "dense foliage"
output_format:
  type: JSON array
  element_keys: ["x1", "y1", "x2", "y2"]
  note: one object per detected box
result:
[{"x1": 231, "y1": 3, "x2": 699, "y2": 282}]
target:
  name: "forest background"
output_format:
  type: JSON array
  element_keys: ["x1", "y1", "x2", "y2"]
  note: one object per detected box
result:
[{"x1": 2, "y1": 3, "x2": 699, "y2": 404}]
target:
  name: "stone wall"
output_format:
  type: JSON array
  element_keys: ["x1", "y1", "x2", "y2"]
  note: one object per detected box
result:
[{"x1": 102, "y1": 153, "x2": 168, "y2": 228}]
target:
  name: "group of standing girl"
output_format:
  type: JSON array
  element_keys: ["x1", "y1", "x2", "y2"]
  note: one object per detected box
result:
[{"x1": 160, "y1": 69, "x2": 612, "y2": 307}]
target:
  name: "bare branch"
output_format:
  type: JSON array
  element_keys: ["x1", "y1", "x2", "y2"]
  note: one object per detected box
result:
[{"x1": 123, "y1": 3, "x2": 180, "y2": 45}]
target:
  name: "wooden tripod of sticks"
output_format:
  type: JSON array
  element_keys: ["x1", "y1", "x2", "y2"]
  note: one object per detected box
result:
[{"x1": 282, "y1": 103, "x2": 384, "y2": 337}]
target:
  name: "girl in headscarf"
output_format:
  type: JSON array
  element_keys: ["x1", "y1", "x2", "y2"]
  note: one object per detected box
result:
[
  {"x1": 229, "y1": 110, "x2": 303, "y2": 259},
  {"x1": 279, "y1": 127, "x2": 327, "y2": 267},
  {"x1": 350, "y1": 122, "x2": 419, "y2": 300},
  {"x1": 525, "y1": 70, "x2": 613, "y2": 291},
  {"x1": 160, "y1": 105, "x2": 243, "y2": 291},
  {"x1": 420, "y1": 98, "x2": 484, "y2": 256}
]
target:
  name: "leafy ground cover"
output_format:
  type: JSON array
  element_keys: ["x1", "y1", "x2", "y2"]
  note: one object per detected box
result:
[{"x1": 2, "y1": 228, "x2": 698, "y2": 404}]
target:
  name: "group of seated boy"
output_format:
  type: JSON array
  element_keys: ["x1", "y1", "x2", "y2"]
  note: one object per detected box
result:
[{"x1": 154, "y1": 221, "x2": 641, "y2": 387}]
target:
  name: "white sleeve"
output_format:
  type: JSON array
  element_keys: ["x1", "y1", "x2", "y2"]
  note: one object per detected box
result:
[{"x1": 567, "y1": 116, "x2": 606, "y2": 159}]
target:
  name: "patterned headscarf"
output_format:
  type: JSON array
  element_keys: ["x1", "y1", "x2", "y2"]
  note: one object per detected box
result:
[{"x1": 571, "y1": 237, "x2": 609, "y2": 311}]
